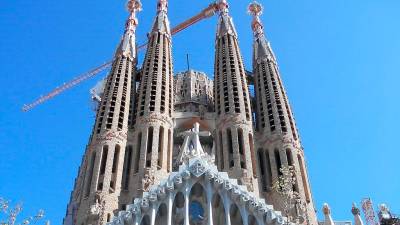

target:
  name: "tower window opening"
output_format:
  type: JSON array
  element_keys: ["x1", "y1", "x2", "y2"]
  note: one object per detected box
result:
[
  {"x1": 274, "y1": 149, "x2": 282, "y2": 176},
  {"x1": 84, "y1": 151, "x2": 96, "y2": 197},
  {"x1": 100, "y1": 146, "x2": 109, "y2": 175},
  {"x1": 158, "y1": 126, "x2": 164, "y2": 169},
  {"x1": 134, "y1": 133, "x2": 142, "y2": 173},
  {"x1": 146, "y1": 127, "x2": 154, "y2": 167},
  {"x1": 122, "y1": 145, "x2": 132, "y2": 190},
  {"x1": 227, "y1": 128, "x2": 234, "y2": 168},
  {"x1": 265, "y1": 151, "x2": 272, "y2": 188},
  {"x1": 167, "y1": 129, "x2": 172, "y2": 172},
  {"x1": 237, "y1": 128, "x2": 246, "y2": 169},
  {"x1": 112, "y1": 145, "x2": 120, "y2": 173},
  {"x1": 258, "y1": 150, "x2": 267, "y2": 191},
  {"x1": 219, "y1": 131, "x2": 224, "y2": 170}
]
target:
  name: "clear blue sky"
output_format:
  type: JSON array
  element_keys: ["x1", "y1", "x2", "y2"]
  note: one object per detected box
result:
[{"x1": 0, "y1": 0, "x2": 399, "y2": 223}]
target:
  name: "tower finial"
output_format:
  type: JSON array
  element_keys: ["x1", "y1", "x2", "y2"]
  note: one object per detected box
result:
[
  {"x1": 125, "y1": 0, "x2": 142, "y2": 32},
  {"x1": 248, "y1": 1, "x2": 264, "y2": 36},
  {"x1": 157, "y1": 0, "x2": 168, "y2": 12},
  {"x1": 217, "y1": 0, "x2": 229, "y2": 13}
]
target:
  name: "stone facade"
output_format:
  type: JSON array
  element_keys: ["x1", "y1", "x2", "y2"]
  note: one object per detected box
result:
[{"x1": 63, "y1": 0, "x2": 318, "y2": 224}]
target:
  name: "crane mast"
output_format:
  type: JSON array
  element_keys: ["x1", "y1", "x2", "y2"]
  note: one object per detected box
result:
[{"x1": 22, "y1": 2, "x2": 220, "y2": 112}]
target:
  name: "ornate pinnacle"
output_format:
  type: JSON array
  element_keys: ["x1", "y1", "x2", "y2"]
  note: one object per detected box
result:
[
  {"x1": 125, "y1": 0, "x2": 142, "y2": 32},
  {"x1": 351, "y1": 203, "x2": 361, "y2": 215},
  {"x1": 217, "y1": 0, "x2": 229, "y2": 13},
  {"x1": 248, "y1": 1, "x2": 264, "y2": 36},
  {"x1": 127, "y1": 0, "x2": 142, "y2": 14},
  {"x1": 322, "y1": 203, "x2": 331, "y2": 215},
  {"x1": 157, "y1": 0, "x2": 168, "y2": 12}
]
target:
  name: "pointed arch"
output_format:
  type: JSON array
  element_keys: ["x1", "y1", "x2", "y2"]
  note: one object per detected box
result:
[
  {"x1": 249, "y1": 215, "x2": 258, "y2": 225},
  {"x1": 155, "y1": 203, "x2": 168, "y2": 225},
  {"x1": 172, "y1": 192, "x2": 185, "y2": 225},
  {"x1": 189, "y1": 183, "x2": 206, "y2": 224},
  {"x1": 140, "y1": 215, "x2": 150, "y2": 225},
  {"x1": 230, "y1": 204, "x2": 243, "y2": 225},
  {"x1": 212, "y1": 193, "x2": 226, "y2": 225}
]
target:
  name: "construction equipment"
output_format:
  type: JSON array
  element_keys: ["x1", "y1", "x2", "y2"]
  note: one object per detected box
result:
[{"x1": 22, "y1": 2, "x2": 221, "y2": 112}]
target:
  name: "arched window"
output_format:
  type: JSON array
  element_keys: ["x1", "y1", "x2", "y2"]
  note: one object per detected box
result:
[
  {"x1": 265, "y1": 151, "x2": 273, "y2": 188},
  {"x1": 237, "y1": 128, "x2": 246, "y2": 169},
  {"x1": 121, "y1": 145, "x2": 132, "y2": 190},
  {"x1": 274, "y1": 149, "x2": 282, "y2": 176},
  {"x1": 258, "y1": 149, "x2": 267, "y2": 192},
  {"x1": 134, "y1": 133, "x2": 141, "y2": 173},
  {"x1": 100, "y1": 145, "x2": 108, "y2": 175},
  {"x1": 167, "y1": 129, "x2": 171, "y2": 172},
  {"x1": 85, "y1": 151, "x2": 96, "y2": 197},
  {"x1": 219, "y1": 131, "x2": 224, "y2": 170},
  {"x1": 158, "y1": 126, "x2": 164, "y2": 169},
  {"x1": 146, "y1": 127, "x2": 154, "y2": 167},
  {"x1": 227, "y1": 128, "x2": 234, "y2": 168}
]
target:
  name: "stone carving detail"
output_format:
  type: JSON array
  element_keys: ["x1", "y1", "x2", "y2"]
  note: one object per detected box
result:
[
  {"x1": 190, "y1": 161, "x2": 206, "y2": 177},
  {"x1": 141, "y1": 174, "x2": 155, "y2": 192},
  {"x1": 97, "y1": 130, "x2": 127, "y2": 143}
]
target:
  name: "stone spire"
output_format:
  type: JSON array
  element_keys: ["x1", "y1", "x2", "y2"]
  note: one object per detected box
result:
[
  {"x1": 132, "y1": 0, "x2": 174, "y2": 198},
  {"x1": 323, "y1": 203, "x2": 335, "y2": 225},
  {"x1": 63, "y1": 1, "x2": 141, "y2": 224},
  {"x1": 213, "y1": 0, "x2": 258, "y2": 192},
  {"x1": 352, "y1": 203, "x2": 364, "y2": 225},
  {"x1": 249, "y1": 2, "x2": 317, "y2": 224}
]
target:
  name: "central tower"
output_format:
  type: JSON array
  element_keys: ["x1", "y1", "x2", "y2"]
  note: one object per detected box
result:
[
  {"x1": 213, "y1": 0, "x2": 258, "y2": 192},
  {"x1": 131, "y1": 0, "x2": 174, "y2": 194}
]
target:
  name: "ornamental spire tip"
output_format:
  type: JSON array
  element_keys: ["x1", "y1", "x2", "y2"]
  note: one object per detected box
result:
[
  {"x1": 157, "y1": 0, "x2": 168, "y2": 12},
  {"x1": 248, "y1": 1, "x2": 264, "y2": 36}
]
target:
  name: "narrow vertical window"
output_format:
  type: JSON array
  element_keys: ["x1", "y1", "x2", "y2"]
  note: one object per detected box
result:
[
  {"x1": 85, "y1": 152, "x2": 96, "y2": 197},
  {"x1": 134, "y1": 133, "x2": 142, "y2": 173},
  {"x1": 167, "y1": 129, "x2": 171, "y2": 172},
  {"x1": 265, "y1": 151, "x2": 272, "y2": 188},
  {"x1": 237, "y1": 128, "x2": 246, "y2": 169},
  {"x1": 258, "y1": 150, "x2": 267, "y2": 191},
  {"x1": 121, "y1": 145, "x2": 132, "y2": 190},
  {"x1": 274, "y1": 149, "x2": 282, "y2": 176},
  {"x1": 112, "y1": 145, "x2": 120, "y2": 173},
  {"x1": 227, "y1": 128, "x2": 234, "y2": 168},
  {"x1": 158, "y1": 126, "x2": 164, "y2": 169},
  {"x1": 100, "y1": 145, "x2": 109, "y2": 175},
  {"x1": 219, "y1": 131, "x2": 224, "y2": 170},
  {"x1": 146, "y1": 127, "x2": 153, "y2": 167}
]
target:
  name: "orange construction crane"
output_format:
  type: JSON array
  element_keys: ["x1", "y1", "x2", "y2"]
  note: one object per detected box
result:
[{"x1": 22, "y1": 2, "x2": 220, "y2": 112}]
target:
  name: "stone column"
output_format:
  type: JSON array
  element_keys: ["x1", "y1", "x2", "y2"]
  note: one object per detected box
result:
[
  {"x1": 206, "y1": 180, "x2": 214, "y2": 225},
  {"x1": 150, "y1": 205, "x2": 156, "y2": 225},
  {"x1": 184, "y1": 185, "x2": 190, "y2": 225},
  {"x1": 167, "y1": 193, "x2": 173, "y2": 225}
]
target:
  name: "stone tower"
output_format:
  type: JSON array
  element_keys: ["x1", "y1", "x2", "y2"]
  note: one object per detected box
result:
[
  {"x1": 248, "y1": 2, "x2": 317, "y2": 224},
  {"x1": 129, "y1": 0, "x2": 174, "y2": 196},
  {"x1": 213, "y1": 0, "x2": 258, "y2": 192},
  {"x1": 63, "y1": 1, "x2": 142, "y2": 224}
]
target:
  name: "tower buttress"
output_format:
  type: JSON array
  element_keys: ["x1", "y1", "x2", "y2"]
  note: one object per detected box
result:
[
  {"x1": 63, "y1": 1, "x2": 141, "y2": 224},
  {"x1": 213, "y1": 0, "x2": 258, "y2": 192},
  {"x1": 249, "y1": 2, "x2": 317, "y2": 224},
  {"x1": 131, "y1": 0, "x2": 174, "y2": 198}
]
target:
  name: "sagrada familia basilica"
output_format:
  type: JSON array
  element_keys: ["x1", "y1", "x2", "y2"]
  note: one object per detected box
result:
[{"x1": 62, "y1": 0, "x2": 367, "y2": 225}]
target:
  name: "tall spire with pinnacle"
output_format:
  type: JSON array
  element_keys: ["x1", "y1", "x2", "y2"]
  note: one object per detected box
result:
[
  {"x1": 63, "y1": 1, "x2": 141, "y2": 224},
  {"x1": 249, "y1": 2, "x2": 317, "y2": 224},
  {"x1": 213, "y1": 0, "x2": 258, "y2": 192},
  {"x1": 131, "y1": 0, "x2": 174, "y2": 199}
]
